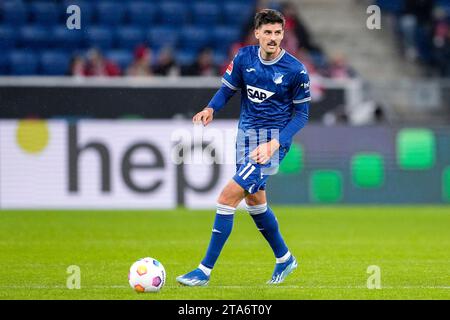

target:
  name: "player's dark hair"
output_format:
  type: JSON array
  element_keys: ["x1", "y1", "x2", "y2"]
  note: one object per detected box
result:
[{"x1": 254, "y1": 9, "x2": 285, "y2": 29}]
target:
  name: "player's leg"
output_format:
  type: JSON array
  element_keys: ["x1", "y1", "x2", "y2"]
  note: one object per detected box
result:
[
  {"x1": 176, "y1": 179, "x2": 246, "y2": 286},
  {"x1": 245, "y1": 190, "x2": 297, "y2": 284}
]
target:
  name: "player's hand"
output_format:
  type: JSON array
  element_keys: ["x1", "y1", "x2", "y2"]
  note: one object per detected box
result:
[
  {"x1": 250, "y1": 139, "x2": 280, "y2": 164},
  {"x1": 192, "y1": 107, "x2": 214, "y2": 126}
]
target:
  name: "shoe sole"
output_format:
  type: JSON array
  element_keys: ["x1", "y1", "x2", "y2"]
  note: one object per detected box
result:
[{"x1": 176, "y1": 277, "x2": 209, "y2": 287}]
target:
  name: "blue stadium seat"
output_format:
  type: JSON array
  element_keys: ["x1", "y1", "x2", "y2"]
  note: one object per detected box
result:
[
  {"x1": 116, "y1": 26, "x2": 145, "y2": 50},
  {"x1": 212, "y1": 50, "x2": 227, "y2": 67},
  {"x1": 191, "y1": 1, "x2": 221, "y2": 26},
  {"x1": 436, "y1": 0, "x2": 450, "y2": 16},
  {"x1": 0, "y1": 26, "x2": 18, "y2": 50},
  {"x1": 39, "y1": 51, "x2": 71, "y2": 75},
  {"x1": 179, "y1": 26, "x2": 211, "y2": 51},
  {"x1": 85, "y1": 26, "x2": 114, "y2": 50},
  {"x1": 175, "y1": 49, "x2": 197, "y2": 67},
  {"x1": 19, "y1": 25, "x2": 52, "y2": 49},
  {"x1": 9, "y1": 50, "x2": 39, "y2": 75},
  {"x1": 211, "y1": 26, "x2": 241, "y2": 53},
  {"x1": 30, "y1": 2, "x2": 60, "y2": 26},
  {"x1": 127, "y1": 1, "x2": 158, "y2": 27},
  {"x1": 375, "y1": 0, "x2": 405, "y2": 15},
  {"x1": 223, "y1": 2, "x2": 254, "y2": 25},
  {"x1": 415, "y1": 25, "x2": 433, "y2": 64},
  {"x1": 52, "y1": 26, "x2": 84, "y2": 50},
  {"x1": 147, "y1": 26, "x2": 180, "y2": 50},
  {"x1": 105, "y1": 50, "x2": 133, "y2": 73},
  {"x1": 1, "y1": 1, "x2": 28, "y2": 26},
  {"x1": 0, "y1": 52, "x2": 9, "y2": 74},
  {"x1": 96, "y1": 2, "x2": 126, "y2": 26},
  {"x1": 159, "y1": 1, "x2": 189, "y2": 26}
]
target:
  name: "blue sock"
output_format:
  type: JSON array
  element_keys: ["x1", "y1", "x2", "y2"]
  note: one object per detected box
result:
[
  {"x1": 201, "y1": 204, "x2": 236, "y2": 269},
  {"x1": 247, "y1": 204, "x2": 289, "y2": 259}
]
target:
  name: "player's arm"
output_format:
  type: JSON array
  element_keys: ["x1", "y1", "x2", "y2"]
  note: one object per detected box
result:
[
  {"x1": 192, "y1": 84, "x2": 236, "y2": 126},
  {"x1": 277, "y1": 101, "x2": 309, "y2": 147},
  {"x1": 277, "y1": 68, "x2": 311, "y2": 148}
]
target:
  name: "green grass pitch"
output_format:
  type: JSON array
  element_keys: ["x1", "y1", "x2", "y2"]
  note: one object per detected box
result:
[{"x1": 0, "y1": 206, "x2": 449, "y2": 300}]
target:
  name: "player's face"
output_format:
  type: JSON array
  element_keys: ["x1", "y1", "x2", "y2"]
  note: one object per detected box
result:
[{"x1": 255, "y1": 23, "x2": 284, "y2": 56}]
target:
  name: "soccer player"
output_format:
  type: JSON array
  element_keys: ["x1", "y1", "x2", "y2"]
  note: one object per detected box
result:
[{"x1": 176, "y1": 9, "x2": 310, "y2": 286}]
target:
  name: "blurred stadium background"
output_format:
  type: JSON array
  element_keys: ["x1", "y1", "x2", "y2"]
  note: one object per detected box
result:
[
  {"x1": 1, "y1": 0, "x2": 450, "y2": 206},
  {"x1": 0, "y1": 0, "x2": 450, "y2": 300}
]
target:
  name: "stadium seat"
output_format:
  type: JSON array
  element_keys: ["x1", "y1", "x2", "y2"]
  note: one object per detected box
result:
[
  {"x1": 105, "y1": 50, "x2": 133, "y2": 73},
  {"x1": 85, "y1": 26, "x2": 114, "y2": 50},
  {"x1": 0, "y1": 52, "x2": 9, "y2": 74},
  {"x1": 159, "y1": 1, "x2": 189, "y2": 26},
  {"x1": 116, "y1": 26, "x2": 145, "y2": 50},
  {"x1": 212, "y1": 50, "x2": 228, "y2": 67},
  {"x1": 52, "y1": 25, "x2": 84, "y2": 50},
  {"x1": 127, "y1": 2, "x2": 158, "y2": 27},
  {"x1": 1, "y1": 1, "x2": 28, "y2": 26},
  {"x1": 211, "y1": 26, "x2": 241, "y2": 53},
  {"x1": 0, "y1": 26, "x2": 18, "y2": 50},
  {"x1": 179, "y1": 26, "x2": 211, "y2": 51},
  {"x1": 96, "y1": 2, "x2": 126, "y2": 26},
  {"x1": 375, "y1": 0, "x2": 405, "y2": 14},
  {"x1": 9, "y1": 50, "x2": 39, "y2": 75},
  {"x1": 147, "y1": 26, "x2": 180, "y2": 50},
  {"x1": 191, "y1": 1, "x2": 221, "y2": 26},
  {"x1": 175, "y1": 49, "x2": 197, "y2": 67},
  {"x1": 39, "y1": 51, "x2": 71, "y2": 75},
  {"x1": 19, "y1": 25, "x2": 52, "y2": 50},
  {"x1": 223, "y1": 2, "x2": 254, "y2": 25},
  {"x1": 29, "y1": 2, "x2": 60, "y2": 26}
]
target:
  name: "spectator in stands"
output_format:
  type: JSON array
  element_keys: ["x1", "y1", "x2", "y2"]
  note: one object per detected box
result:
[
  {"x1": 326, "y1": 52, "x2": 357, "y2": 79},
  {"x1": 126, "y1": 45, "x2": 153, "y2": 76},
  {"x1": 153, "y1": 47, "x2": 180, "y2": 76},
  {"x1": 399, "y1": 0, "x2": 435, "y2": 61},
  {"x1": 280, "y1": 2, "x2": 323, "y2": 54},
  {"x1": 434, "y1": 28, "x2": 450, "y2": 76},
  {"x1": 432, "y1": 7, "x2": 450, "y2": 76},
  {"x1": 182, "y1": 48, "x2": 219, "y2": 76},
  {"x1": 68, "y1": 55, "x2": 86, "y2": 77},
  {"x1": 85, "y1": 48, "x2": 121, "y2": 77}
]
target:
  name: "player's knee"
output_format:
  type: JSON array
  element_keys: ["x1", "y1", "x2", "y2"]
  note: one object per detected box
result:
[
  {"x1": 217, "y1": 181, "x2": 245, "y2": 207},
  {"x1": 217, "y1": 190, "x2": 236, "y2": 208},
  {"x1": 245, "y1": 196, "x2": 259, "y2": 207}
]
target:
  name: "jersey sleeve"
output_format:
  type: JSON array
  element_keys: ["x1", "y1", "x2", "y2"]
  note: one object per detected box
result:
[
  {"x1": 221, "y1": 49, "x2": 244, "y2": 91},
  {"x1": 292, "y1": 67, "x2": 312, "y2": 105}
]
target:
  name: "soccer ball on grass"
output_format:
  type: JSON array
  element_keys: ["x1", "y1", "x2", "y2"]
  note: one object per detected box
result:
[{"x1": 128, "y1": 257, "x2": 166, "y2": 293}]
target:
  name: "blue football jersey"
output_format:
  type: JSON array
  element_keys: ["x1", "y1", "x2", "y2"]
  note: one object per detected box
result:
[{"x1": 222, "y1": 45, "x2": 311, "y2": 138}]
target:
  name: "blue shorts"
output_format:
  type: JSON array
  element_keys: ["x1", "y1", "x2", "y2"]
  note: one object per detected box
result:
[{"x1": 233, "y1": 146, "x2": 287, "y2": 194}]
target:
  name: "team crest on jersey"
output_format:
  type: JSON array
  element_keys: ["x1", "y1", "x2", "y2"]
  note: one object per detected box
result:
[
  {"x1": 273, "y1": 73, "x2": 284, "y2": 85},
  {"x1": 300, "y1": 81, "x2": 310, "y2": 89},
  {"x1": 226, "y1": 61, "x2": 234, "y2": 75},
  {"x1": 246, "y1": 85, "x2": 275, "y2": 103}
]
